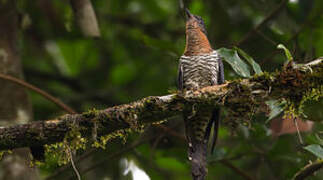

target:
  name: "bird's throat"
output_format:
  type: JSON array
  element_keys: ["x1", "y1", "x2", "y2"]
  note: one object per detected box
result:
[{"x1": 184, "y1": 29, "x2": 213, "y2": 56}]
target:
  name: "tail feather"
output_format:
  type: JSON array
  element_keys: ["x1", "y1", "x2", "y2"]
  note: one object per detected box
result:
[
  {"x1": 189, "y1": 141, "x2": 207, "y2": 180},
  {"x1": 210, "y1": 108, "x2": 220, "y2": 153},
  {"x1": 185, "y1": 108, "x2": 221, "y2": 180}
]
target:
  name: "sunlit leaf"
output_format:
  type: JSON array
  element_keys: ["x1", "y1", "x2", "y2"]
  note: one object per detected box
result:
[
  {"x1": 277, "y1": 44, "x2": 293, "y2": 62},
  {"x1": 217, "y1": 48, "x2": 251, "y2": 78},
  {"x1": 265, "y1": 100, "x2": 285, "y2": 122},
  {"x1": 304, "y1": 144, "x2": 323, "y2": 159},
  {"x1": 234, "y1": 47, "x2": 263, "y2": 75}
]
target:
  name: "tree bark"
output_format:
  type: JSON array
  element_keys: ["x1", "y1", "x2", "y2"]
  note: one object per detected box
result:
[
  {"x1": 293, "y1": 160, "x2": 323, "y2": 180},
  {"x1": 0, "y1": 1, "x2": 39, "y2": 179},
  {"x1": 0, "y1": 58, "x2": 321, "y2": 151}
]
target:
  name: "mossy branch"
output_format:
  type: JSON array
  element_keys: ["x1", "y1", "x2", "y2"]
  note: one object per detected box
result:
[
  {"x1": 0, "y1": 58, "x2": 322, "y2": 150},
  {"x1": 293, "y1": 159, "x2": 323, "y2": 180}
]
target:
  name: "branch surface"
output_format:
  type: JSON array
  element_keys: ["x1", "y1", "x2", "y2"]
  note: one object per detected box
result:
[
  {"x1": 293, "y1": 160, "x2": 323, "y2": 180},
  {"x1": 0, "y1": 59, "x2": 322, "y2": 150}
]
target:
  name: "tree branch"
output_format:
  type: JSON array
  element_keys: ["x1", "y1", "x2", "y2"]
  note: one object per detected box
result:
[
  {"x1": 220, "y1": 159, "x2": 255, "y2": 180},
  {"x1": 293, "y1": 160, "x2": 323, "y2": 180},
  {"x1": 0, "y1": 73, "x2": 76, "y2": 114},
  {"x1": 0, "y1": 58, "x2": 322, "y2": 150}
]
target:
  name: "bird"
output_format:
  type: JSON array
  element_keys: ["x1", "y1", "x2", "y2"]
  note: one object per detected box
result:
[{"x1": 178, "y1": 9, "x2": 225, "y2": 180}]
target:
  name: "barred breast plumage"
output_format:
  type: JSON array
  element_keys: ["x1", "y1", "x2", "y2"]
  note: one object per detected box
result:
[
  {"x1": 178, "y1": 49, "x2": 223, "y2": 143},
  {"x1": 179, "y1": 50, "x2": 221, "y2": 90},
  {"x1": 179, "y1": 9, "x2": 225, "y2": 180},
  {"x1": 178, "y1": 50, "x2": 223, "y2": 180}
]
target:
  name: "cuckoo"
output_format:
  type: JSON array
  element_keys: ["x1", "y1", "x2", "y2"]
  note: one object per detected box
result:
[{"x1": 178, "y1": 9, "x2": 225, "y2": 180}]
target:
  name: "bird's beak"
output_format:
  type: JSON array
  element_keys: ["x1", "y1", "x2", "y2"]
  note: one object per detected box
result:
[{"x1": 185, "y1": 8, "x2": 193, "y2": 20}]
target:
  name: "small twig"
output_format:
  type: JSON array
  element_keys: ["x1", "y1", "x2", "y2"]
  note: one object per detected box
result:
[
  {"x1": 149, "y1": 133, "x2": 164, "y2": 161},
  {"x1": 92, "y1": 121, "x2": 98, "y2": 142},
  {"x1": 293, "y1": 160, "x2": 323, "y2": 180},
  {"x1": 45, "y1": 149, "x2": 96, "y2": 180},
  {"x1": 67, "y1": 146, "x2": 81, "y2": 180},
  {"x1": 293, "y1": 116, "x2": 304, "y2": 145},
  {"x1": 255, "y1": 30, "x2": 277, "y2": 46},
  {"x1": 69, "y1": 135, "x2": 155, "y2": 179},
  {"x1": 0, "y1": 73, "x2": 76, "y2": 114},
  {"x1": 236, "y1": 0, "x2": 288, "y2": 46},
  {"x1": 25, "y1": 69, "x2": 83, "y2": 91},
  {"x1": 48, "y1": 134, "x2": 148, "y2": 180},
  {"x1": 220, "y1": 159, "x2": 255, "y2": 180},
  {"x1": 46, "y1": 123, "x2": 184, "y2": 179}
]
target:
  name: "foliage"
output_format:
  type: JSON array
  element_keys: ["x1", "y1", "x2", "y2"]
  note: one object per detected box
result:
[
  {"x1": 277, "y1": 44, "x2": 294, "y2": 62},
  {"x1": 217, "y1": 48, "x2": 251, "y2": 77},
  {"x1": 4, "y1": 0, "x2": 323, "y2": 179},
  {"x1": 304, "y1": 144, "x2": 323, "y2": 159}
]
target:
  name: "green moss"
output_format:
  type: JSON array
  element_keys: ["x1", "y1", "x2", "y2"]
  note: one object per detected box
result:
[
  {"x1": 44, "y1": 127, "x2": 87, "y2": 166},
  {"x1": 252, "y1": 71, "x2": 275, "y2": 84},
  {"x1": 82, "y1": 108, "x2": 100, "y2": 118},
  {"x1": 92, "y1": 129, "x2": 131, "y2": 149},
  {"x1": 151, "y1": 119, "x2": 168, "y2": 125},
  {"x1": 0, "y1": 150, "x2": 12, "y2": 160},
  {"x1": 281, "y1": 65, "x2": 323, "y2": 119}
]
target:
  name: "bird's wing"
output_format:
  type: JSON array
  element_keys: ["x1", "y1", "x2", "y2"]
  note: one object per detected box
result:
[
  {"x1": 218, "y1": 57, "x2": 225, "y2": 85},
  {"x1": 177, "y1": 60, "x2": 184, "y2": 90},
  {"x1": 207, "y1": 53, "x2": 225, "y2": 153}
]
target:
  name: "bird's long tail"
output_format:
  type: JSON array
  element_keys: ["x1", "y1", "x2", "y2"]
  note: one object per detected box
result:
[
  {"x1": 209, "y1": 108, "x2": 220, "y2": 154},
  {"x1": 185, "y1": 108, "x2": 220, "y2": 180},
  {"x1": 189, "y1": 140, "x2": 208, "y2": 180}
]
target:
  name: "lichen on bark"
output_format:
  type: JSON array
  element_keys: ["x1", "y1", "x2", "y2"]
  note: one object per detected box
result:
[{"x1": 0, "y1": 58, "x2": 321, "y2": 158}]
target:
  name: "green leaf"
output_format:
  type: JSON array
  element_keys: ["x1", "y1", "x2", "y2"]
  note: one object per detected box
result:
[
  {"x1": 217, "y1": 48, "x2": 251, "y2": 78},
  {"x1": 316, "y1": 134, "x2": 323, "y2": 146},
  {"x1": 304, "y1": 144, "x2": 323, "y2": 159},
  {"x1": 265, "y1": 100, "x2": 285, "y2": 122},
  {"x1": 277, "y1": 44, "x2": 293, "y2": 62},
  {"x1": 234, "y1": 47, "x2": 263, "y2": 75}
]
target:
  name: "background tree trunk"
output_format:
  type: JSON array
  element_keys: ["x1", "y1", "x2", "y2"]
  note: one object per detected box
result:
[{"x1": 0, "y1": 1, "x2": 39, "y2": 179}]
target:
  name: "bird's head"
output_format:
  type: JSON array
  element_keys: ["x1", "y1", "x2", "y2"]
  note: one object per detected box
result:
[
  {"x1": 183, "y1": 9, "x2": 212, "y2": 56},
  {"x1": 184, "y1": 9, "x2": 207, "y2": 35}
]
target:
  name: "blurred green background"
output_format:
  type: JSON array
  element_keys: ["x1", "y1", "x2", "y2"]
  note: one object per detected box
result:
[{"x1": 13, "y1": 0, "x2": 323, "y2": 179}]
